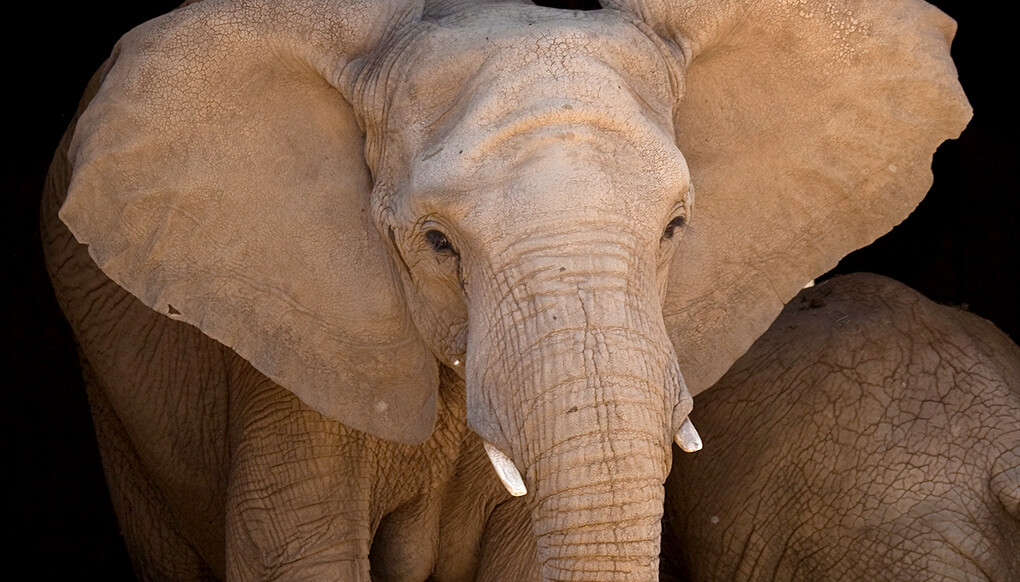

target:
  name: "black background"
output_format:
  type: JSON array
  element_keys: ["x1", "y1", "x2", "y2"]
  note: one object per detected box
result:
[{"x1": 5, "y1": 1, "x2": 1014, "y2": 578}]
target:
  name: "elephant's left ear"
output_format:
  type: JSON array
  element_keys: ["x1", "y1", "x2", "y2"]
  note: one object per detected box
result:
[
  {"x1": 607, "y1": 0, "x2": 972, "y2": 394},
  {"x1": 59, "y1": 0, "x2": 440, "y2": 444}
]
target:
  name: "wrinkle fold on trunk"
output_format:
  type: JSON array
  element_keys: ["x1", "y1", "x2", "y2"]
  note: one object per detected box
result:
[{"x1": 464, "y1": 238, "x2": 687, "y2": 579}]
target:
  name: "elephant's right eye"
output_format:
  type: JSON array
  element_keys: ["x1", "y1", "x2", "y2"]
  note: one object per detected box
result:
[
  {"x1": 425, "y1": 229, "x2": 456, "y2": 254},
  {"x1": 661, "y1": 216, "x2": 687, "y2": 241}
]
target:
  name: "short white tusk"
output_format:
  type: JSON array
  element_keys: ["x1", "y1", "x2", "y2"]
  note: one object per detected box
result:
[
  {"x1": 483, "y1": 441, "x2": 527, "y2": 497},
  {"x1": 674, "y1": 418, "x2": 703, "y2": 453}
]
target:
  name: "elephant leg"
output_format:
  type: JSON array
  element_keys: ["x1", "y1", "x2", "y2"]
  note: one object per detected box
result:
[
  {"x1": 475, "y1": 497, "x2": 540, "y2": 582},
  {"x1": 433, "y1": 434, "x2": 513, "y2": 582},
  {"x1": 371, "y1": 494, "x2": 442, "y2": 580},
  {"x1": 86, "y1": 366, "x2": 217, "y2": 581},
  {"x1": 371, "y1": 369, "x2": 480, "y2": 581},
  {"x1": 223, "y1": 362, "x2": 471, "y2": 581},
  {"x1": 224, "y1": 366, "x2": 375, "y2": 581}
]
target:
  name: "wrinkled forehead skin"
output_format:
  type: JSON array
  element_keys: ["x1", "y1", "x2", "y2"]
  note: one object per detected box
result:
[{"x1": 361, "y1": 4, "x2": 689, "y2": 226}]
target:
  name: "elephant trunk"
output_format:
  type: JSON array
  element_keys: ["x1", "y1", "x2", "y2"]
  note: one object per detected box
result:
[
  {"x1": 530, "y1": 426, "x2": 668, "y2": 580},
  {"x1": 466, "y1": 233, "x2": 690, "y2": 579}
]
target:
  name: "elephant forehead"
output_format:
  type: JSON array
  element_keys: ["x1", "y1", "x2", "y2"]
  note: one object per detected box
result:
[
  {"x1": 377, "y1": 5, "x2": 682, "y2": 191},
  {"x1": 392, "y1": 5, "x2": 678, "y2": 106}
]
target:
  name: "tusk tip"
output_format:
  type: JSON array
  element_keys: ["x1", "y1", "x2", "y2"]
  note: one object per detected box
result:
[
  {"x1": 483, "y1": 441, "x2": 528, "y2": 497},
  {"x1": 507, "y1": 484, "x2": 528, "y2": 497},
  {"x1": 675, "y1": 418, "x2": 703, "y2": 453}
]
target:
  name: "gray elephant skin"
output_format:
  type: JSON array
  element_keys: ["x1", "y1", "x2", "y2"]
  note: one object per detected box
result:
[
  {"x1": 41, "y1": 0, "x2": 971, "y2": 580},
  {"x1": 661, "y1": 274, "x2": 1020, "y2": 581}
]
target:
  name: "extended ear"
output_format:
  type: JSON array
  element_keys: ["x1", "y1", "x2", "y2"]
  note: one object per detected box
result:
[
  {"x1": 60, "y1": 0, "x2": 439, "y2": 444},
  {"x1": 608, "y1": 0, "x2": 971, "y2": 394}
]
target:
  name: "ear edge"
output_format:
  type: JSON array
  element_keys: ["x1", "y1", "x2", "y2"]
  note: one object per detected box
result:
[
  {"x1": 58, "y1": 0, "x2": 440, "y2": 444},
  {"x1": 651, "y1": 0, "x2": 971, "y2": 394}
]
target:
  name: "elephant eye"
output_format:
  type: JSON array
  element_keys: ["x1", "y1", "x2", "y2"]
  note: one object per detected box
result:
[
  {"x1": 425, "y1": 229, "x2": 455, "y2": 254},
  {"x1": 661, "y1": 216, "x2": 686, "y2": 241}
]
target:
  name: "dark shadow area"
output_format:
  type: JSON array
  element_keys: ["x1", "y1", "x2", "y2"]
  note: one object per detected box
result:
[{"x1": 5, "y1": 4, "x2": 181, "y2": 579}]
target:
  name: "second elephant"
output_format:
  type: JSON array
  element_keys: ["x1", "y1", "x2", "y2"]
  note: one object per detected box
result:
[{"x1": 663, "y1": 274, "x2": 1020, "y2": 581}]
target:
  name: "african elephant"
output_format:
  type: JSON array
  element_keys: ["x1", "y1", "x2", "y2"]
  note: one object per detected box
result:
[
  {"x1": 42, "y1": 0, "x2": 970, "y2": 579},
  {"x1": 660, "y1": 274, "x2": 1020, "y2": 581}
]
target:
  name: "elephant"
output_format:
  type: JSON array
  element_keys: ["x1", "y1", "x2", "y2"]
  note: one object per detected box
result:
[
  {"x1": 658, "y1": 273, "x2": 1020, "y2": 581},
  {"x1": 41, "y1": 0, "x2": 970, "y2": 579}
]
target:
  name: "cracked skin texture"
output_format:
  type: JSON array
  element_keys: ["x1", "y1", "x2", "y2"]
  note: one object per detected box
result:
[{"x1": 662, "y1": 273, "x2": 1020, "y2": 581}]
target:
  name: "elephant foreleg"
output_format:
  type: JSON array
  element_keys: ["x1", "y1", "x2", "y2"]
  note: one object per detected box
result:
[
  {"x1": 86, "y1": 368, "x2": 218, "y2": 581},
  {"x1": 475, "y1": 497, "x2": 540, "y2": 582},
  {"x1": 223, "y1": 367, "x2": 375, "y2": 581}
]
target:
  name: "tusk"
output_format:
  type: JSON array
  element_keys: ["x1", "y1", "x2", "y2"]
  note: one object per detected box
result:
[
  {"x1": 674, "y1": 418, "x2": 703, "y2": 453},
  {"x1": 483, "y1": 441, "x2": 527, "y2": 497}
]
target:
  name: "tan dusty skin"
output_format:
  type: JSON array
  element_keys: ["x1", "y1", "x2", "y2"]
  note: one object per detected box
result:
[
  {"x1": 663, "y1": 274, "x2": 1020, "y2": 582},
  {"x1": 46, "y1": 0, "x2": 970, "y2": 579}
]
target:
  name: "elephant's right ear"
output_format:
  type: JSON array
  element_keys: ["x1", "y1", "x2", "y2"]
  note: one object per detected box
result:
[{"x1": 59, "y1": 0, "x2": 439, "y2": 444}]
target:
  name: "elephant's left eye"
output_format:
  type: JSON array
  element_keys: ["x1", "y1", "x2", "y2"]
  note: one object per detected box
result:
[
  {"x1": 661, "y1": 216, "x2": 686, "y2": 241},
  {"x1": 425, "y1": 229, "x2": 456, "y2": 254}
]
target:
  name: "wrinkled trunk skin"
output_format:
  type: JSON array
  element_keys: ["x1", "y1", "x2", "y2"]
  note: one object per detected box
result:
[
  {"x1": 467, "y1": 233, "x2": 686, "y2": 580},
  {"x1": 523, "y1": 337, "x2": 672, "y2": 581},
  {"x1": 531, "y1": 434, "x2": 667, "y2": 580}
]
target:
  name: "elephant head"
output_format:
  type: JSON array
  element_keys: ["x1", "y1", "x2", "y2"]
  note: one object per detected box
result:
[{"x1": 59, "y1": 0, "x2": 970, "y2": 577}]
